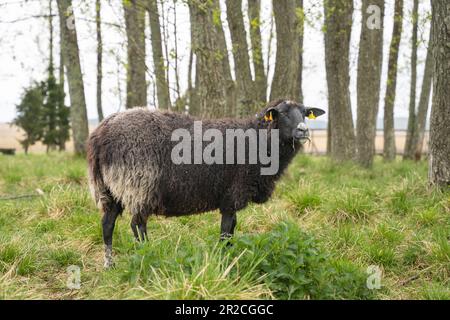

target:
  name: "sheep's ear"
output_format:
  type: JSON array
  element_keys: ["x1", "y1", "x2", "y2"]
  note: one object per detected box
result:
[
  {"x1": 264, "y1": 108, "x2": 279, "y2": 122},
  {"x1": 305, "y1": 107, "x2": 326, "y2": 120}
]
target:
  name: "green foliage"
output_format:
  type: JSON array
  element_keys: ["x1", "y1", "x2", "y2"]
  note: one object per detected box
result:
[
  {"x1": 232, "y1": 222, "x2": 373, "y2": 300},
  {"x1": 14, "y1": 74, "x2": 70, "y2": 153},
  {"x1": 13, "y1": 83, "x2": 45, "y2": 153},
  {"x1": 42, "y1": 74, "x2": 70, "y2": 151}
]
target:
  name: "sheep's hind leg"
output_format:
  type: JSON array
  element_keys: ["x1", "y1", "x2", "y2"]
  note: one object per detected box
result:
[
  {"x1": 131, "y1": 213, "x2": 148, "y2": 242},
  {"x1": 102, "y1": 200, "x2": 123, "y2": 268},
  {"x1": 220, "y1": 211, "x2": 237, "y2": 245}
]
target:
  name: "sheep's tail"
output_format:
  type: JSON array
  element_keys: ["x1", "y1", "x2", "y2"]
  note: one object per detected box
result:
[{"x1": 87, "y1": 132, "x2": 106, "y2": 209}]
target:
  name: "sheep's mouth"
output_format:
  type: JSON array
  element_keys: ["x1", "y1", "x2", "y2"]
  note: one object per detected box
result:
[
  {"x1": 294, "y1": 132, "x2": 311, "y2": 144},
  {"x1": 298, "y1": 137, "x2": 311, "y2": 145}
]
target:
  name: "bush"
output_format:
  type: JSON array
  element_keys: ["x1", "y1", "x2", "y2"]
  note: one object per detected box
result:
[{"x1": 232, "y1": 221, "x2": 374, "y2": 299}]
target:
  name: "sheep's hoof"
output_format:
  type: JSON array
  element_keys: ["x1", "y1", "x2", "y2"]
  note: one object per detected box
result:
[
  {"x1": 103, "y1": 257, "x2": 115, "y2": 269},
  {"x1": 104, "y1": 245, "x2": 115, "y2": 269},
  {"x1": 220, "y1": 235, "x2": 234, "y2": 247}
]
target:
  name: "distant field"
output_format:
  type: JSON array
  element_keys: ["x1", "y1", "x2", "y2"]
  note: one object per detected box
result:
[
  {"x1": 0, "y1": 123, "x2": 429, "y2": 155},
  {"x1": 0, "y1": 124, "x2": 79, "y2": 154},
  {"x1": 0, "y1": 153, "x2": 448, "y2": 299}
]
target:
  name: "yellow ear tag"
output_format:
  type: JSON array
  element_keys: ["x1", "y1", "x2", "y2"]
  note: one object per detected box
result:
[
  {"x1": 308, "y1": 112, "x2": 316, "y2": 120},
  {"x1": 264, "y1": 112, "x2": 273, "y2": 122}
]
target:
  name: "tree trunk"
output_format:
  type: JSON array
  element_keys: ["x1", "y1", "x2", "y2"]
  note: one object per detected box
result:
[
  {"x1": 56, "y1": 0, "x2": 89, "y2": 155},
  {"x1": 59, "y1": 7, "x2": 64, "y2": 88},
  {"x1": 356, "y1": 0, "x2": 384, "y2": 168},
  {"x1": 147, "y1": 0, "x2": 171, "y2": 110},
  {"x1": 270, "y1": 0, "x2": 300, "y2": 101},
  {"x1": 247, "y1": 0, "x2": 267, "y2": 104},
  {"x1": 48, "y1": 0, "x2": 54, "y2": 76},
  {"x1": 326, "y1": 120, "x2": 331, "y2": 155},
  {"x1": 226, "y1": 0, "x2": 255, "y2": 116},
  {"x1": 212, "y1": 0, "x2": 235, "y2": 116},
  {"x1": 187, "y1": 5, "x2": 200, "y2": 116},
  {"x1": 404, "y1": 0, "x2": 419, "y2": 160},
  {"x1": 429, "y1": 0, "x2": 450, "y2": 188},
  {"x1": 96, "y1": 0, "x2": 104, "y2": 122},
  {"x1": 383, "y1": 0, "x2": 403, "y2": 161},
  {"x1": 296, "y1": 0, "x2": 304, "y2": 102},
  {"x1": 188, "y1": 0, "x2": 228, "y2": 119},
  {"x1": 413, "y1": 24, "x2": 434, "y2": 161},
  {"x1": 124, "y1": 0, "x2": 147, "y2": 109},
  {"x1": 323, "y1": 0, "x2": 356, "y2": 161},
  {"x1": 172, "y1": 0, "x2": 181, "y2": 103}
]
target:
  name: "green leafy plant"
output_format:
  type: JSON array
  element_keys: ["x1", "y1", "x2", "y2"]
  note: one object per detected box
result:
[{"x1": 232, "y1": 221, "x2": 374, "y2": 299}]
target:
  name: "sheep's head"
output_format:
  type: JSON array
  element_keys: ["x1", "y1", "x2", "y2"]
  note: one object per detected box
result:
[{"x1": 262, "y1": 100, "x2": 325, "y2": 144}]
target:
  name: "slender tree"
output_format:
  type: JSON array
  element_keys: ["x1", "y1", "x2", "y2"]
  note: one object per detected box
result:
[
  {"x1": 147, "y1": 0, "x2": 171, "y2": 110},
  {"x1": 48, "y1": 0, "x2": 69, "y2": 151},
  {"x1": 383, "y1": 0, "x2": 404, "y2": 161},
  {"x1": 295, "y1": 0, "x2": 304, "y2": 102},
  {"x1": 212, "y1": 0, "x2": 235, "y2": 116},
  {"x1": 356, "y1": 0, "x2": 384, "y2": 168},
  {"x1": 58, "y1": 6, "x2": 65, "y2": 88},
  {"x1": 323, "y1": 0, "x2": 356, "y2": 161},
  {"x1": 123, "y1": 0, "x2": 147, "y2": 109},
  {"x1": 43, "y1": 3, "x2": 57, "y2": 152},
  {"x1": 226, "y1": 0, "x2": 255, "y2": 116},
  {"x1": 247, "y1": 0, "x2": 267, "y2": 104},
  {"x1": 56, "y1": 0, "x2": 89, "y2": 155},
  {"x1": 187, "y1": 5, "x2": 200, "y2": 116},
  {"x1": 413, "y1": 23, "x2": 434, "y2": 161},
  {"x1": 404, "y1": 0, "x2": 419, "y2": 160},
  {"x1": 248, "y1": 0, "x2": 267, "y2": 105},
  {"x1": 429, "y1": 0, "x2": 450, "y2": 188},
  {"x1": 270, "y1": 0, "x2": 300, "y2": 101},
  {"x1": 96, "y1": 0, "x2": 104, "y2": 122},
  {"x1": 49, "y1": 0, "x2": 54, "y2": 78},
  {"x1": 172, "y1": 0, "x2": 181, "y2": 105}
]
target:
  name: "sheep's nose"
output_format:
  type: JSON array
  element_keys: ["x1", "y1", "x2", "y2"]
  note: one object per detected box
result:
[{"x1": 297, "y1": 122, "x2": 308, "y2": 132}]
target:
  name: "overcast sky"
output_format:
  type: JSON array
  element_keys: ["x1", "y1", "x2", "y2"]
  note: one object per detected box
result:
[{"x1": 0, "y1": 0, "x2": 431, "y2": 123}]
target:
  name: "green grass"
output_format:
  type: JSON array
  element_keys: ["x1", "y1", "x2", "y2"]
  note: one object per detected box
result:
[{"x1": 0, "y1": 153, "x2": 448, "y2": 300}]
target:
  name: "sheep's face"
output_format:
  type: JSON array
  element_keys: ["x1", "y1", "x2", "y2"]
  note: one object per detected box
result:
[{"x1": 264, "y1": 101, "x2": 325, "y2": 144}]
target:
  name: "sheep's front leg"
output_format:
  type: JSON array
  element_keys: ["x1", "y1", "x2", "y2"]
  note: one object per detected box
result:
[{"x1": 220, "y1": 211, "x2": 237, "y2": 244}]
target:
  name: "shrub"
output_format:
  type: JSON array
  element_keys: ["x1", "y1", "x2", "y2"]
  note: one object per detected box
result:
[{"x1": 232, "y1": 221, "x2": 374, "y2": 299}]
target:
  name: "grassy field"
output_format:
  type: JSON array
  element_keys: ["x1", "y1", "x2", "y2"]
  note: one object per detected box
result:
[{"x1": 0, "y1": 153, "x2": 448, "y2": 300}]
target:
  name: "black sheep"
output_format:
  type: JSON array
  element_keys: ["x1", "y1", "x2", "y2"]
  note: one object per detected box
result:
[{"x1": 87, "y1": 100, "x2": 325, "y2": 267}]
